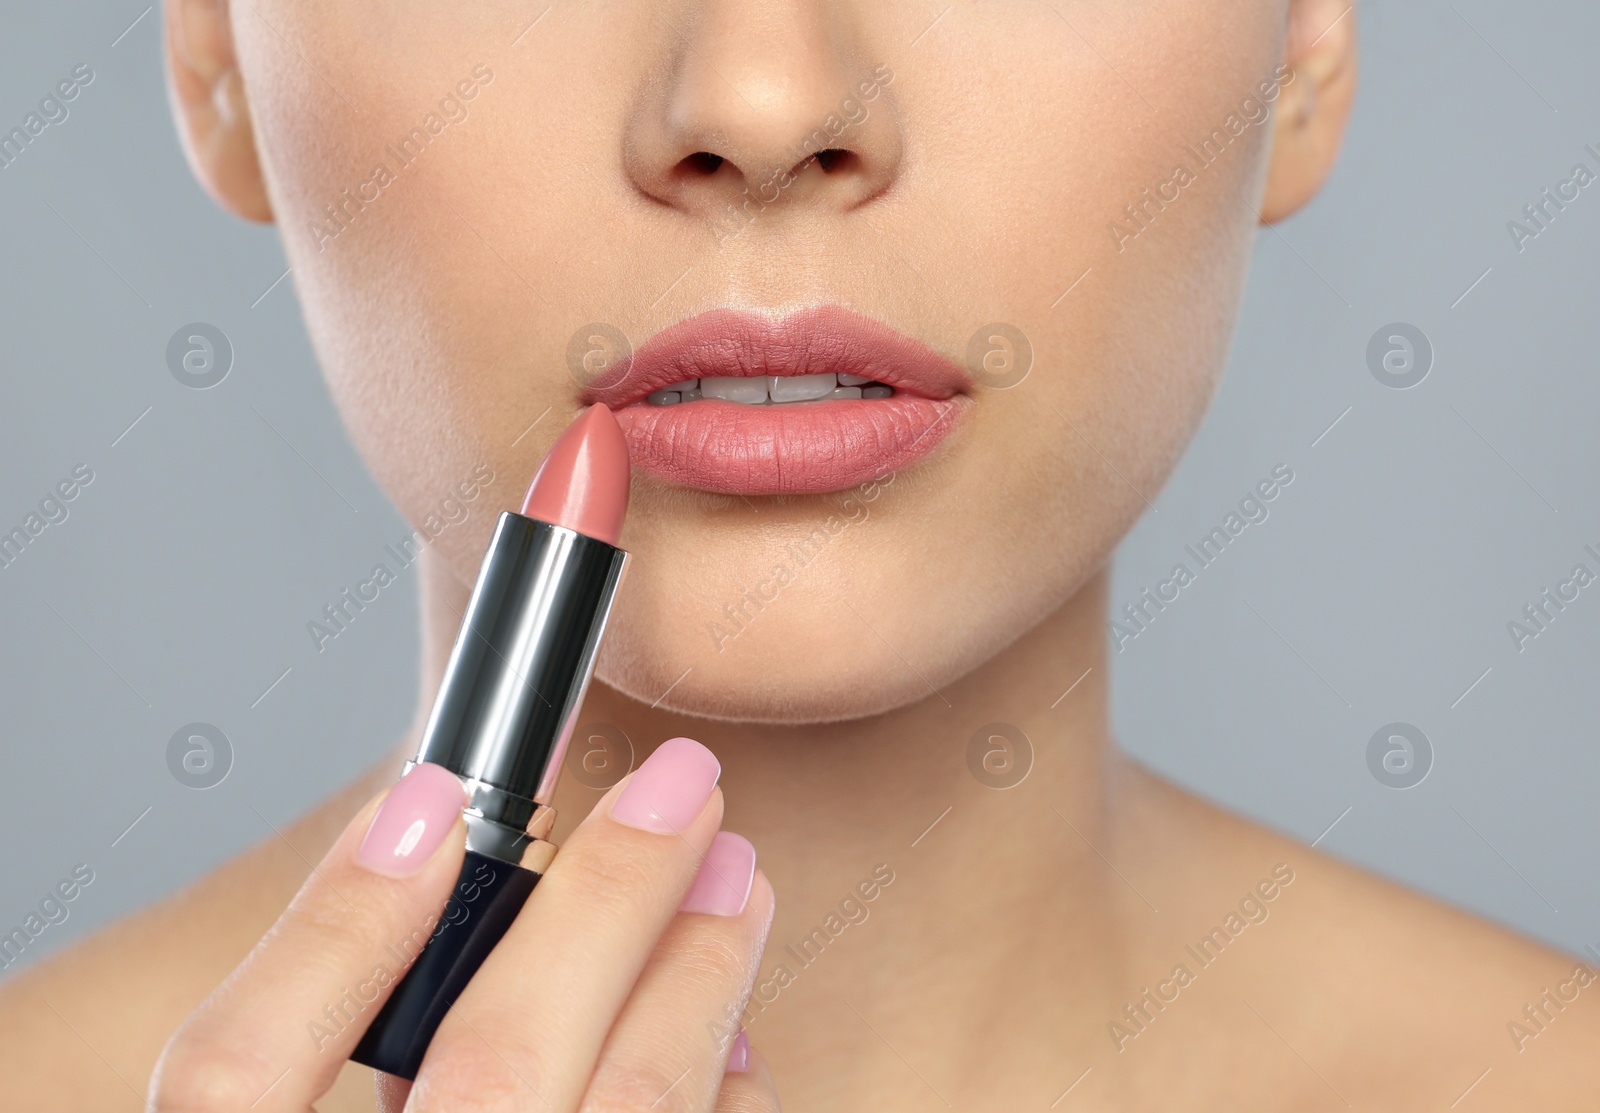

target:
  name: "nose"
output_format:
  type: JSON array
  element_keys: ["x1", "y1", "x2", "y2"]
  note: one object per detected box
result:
[{"x1": 623, "y1": 0, "x2": 903, "y2": 225}]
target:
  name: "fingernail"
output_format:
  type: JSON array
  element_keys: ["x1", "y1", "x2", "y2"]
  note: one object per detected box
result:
[
  {"x1": 610, "y1": 737, "x2": 721, "y2": 834},
  {"x1": 726, "y1": 1028, "x2": 751, "y2": 1072},
  {"x1": 357, "y1": 763, "x2": 466, "y2": 876},
  {"x1": 680, "y1": 832, "x2": 756, "y2": 916}
]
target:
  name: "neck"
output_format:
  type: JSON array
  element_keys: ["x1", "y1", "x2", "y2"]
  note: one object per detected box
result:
[{"x1": 409, "y1": 549, "x2": 1130, "y2": 1107}]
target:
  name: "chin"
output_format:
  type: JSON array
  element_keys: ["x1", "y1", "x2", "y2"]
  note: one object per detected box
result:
[
  {"x1": 597, "y1": 664, "x2": 933, "y2": 726},
  {"x1": 593, "y1": 593, "x2": 975, "y2": 726}
]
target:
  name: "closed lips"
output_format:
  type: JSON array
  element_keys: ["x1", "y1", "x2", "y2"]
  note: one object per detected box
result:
[{"x1": 588, "y1": 306, "x2": 973, "y2": 497}]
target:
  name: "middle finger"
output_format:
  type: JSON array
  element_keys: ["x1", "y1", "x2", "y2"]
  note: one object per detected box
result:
[
  {"x1": 408, "y1": 736, "x2": 725, "y2": 1111},
  {"x1": 583, "y1": 833, "x2": 774, "y2": 1113}
]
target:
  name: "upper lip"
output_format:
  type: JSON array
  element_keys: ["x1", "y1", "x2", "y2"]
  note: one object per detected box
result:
[{"x1": 580, "y1": 306, "x2": 972, "y2": 407}]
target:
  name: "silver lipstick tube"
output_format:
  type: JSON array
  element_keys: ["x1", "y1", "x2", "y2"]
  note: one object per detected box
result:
[{"x1": 414, "y1": 509, "x2": 627, "y2": 862}]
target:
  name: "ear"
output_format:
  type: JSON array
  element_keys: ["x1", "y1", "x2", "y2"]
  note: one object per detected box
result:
[
  {"x1": 1260, "y1": 0, "x2": 1357, "y2": 223},
  {"x1": 164, "y1": 0, "x2": 273, "y2": 222}
]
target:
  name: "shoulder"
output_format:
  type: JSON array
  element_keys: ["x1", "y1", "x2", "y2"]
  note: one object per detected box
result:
[
  {"x1": 1113, "y1": 763, "x2": 1600, "y2": 1108},
  {"x1": 0, "y1": 766, "x2": 389, "y2": 1111}
]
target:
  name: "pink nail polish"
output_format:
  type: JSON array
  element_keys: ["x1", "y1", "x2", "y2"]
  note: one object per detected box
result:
[
  {"x1": 357, "y1": 763, "x2": 466, "y2": 876},
  {"x1": 726, "y1": 1028, "x2": 751, "y2": 1072},
  {"x1": 610, "y1": 737, "x2": 721, "y2": 834},
  {"x1": 680, "y1": 832, "x2": 756, "y2": 916}
]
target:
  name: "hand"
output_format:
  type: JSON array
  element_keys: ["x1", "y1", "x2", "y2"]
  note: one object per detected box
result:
[{"x1": 148, "y1": 737, "x2": 779, "y2": 1112}]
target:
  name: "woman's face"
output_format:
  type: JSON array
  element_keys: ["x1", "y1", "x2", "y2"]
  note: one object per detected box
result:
[{"x1": 220, "y1": 1, "x2": 1293, "y2": 722}]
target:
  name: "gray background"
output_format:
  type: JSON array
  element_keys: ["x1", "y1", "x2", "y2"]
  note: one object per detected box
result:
[{"x1": 1, "y1": 0, "x2": 1596, "y2": 972}]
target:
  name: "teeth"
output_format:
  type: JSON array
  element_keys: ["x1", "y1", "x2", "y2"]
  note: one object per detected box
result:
[
  {"x1": 700, "y1": 376, "x2": 770, "y2": 404},
  {"x1": 768, "y1": 373, "x2": 837, "y2": 403},
  {"x1": 652, "y1": 372, "x2": 894, "y2": 405}
]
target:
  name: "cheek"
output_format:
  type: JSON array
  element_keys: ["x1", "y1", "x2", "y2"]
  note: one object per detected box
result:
[
  {"x1": 235, "y1": 4, "x2": 610, "y2": 545},
  {"x1": 938, "y1": 4, "x2": 1277, "y2": 574}
]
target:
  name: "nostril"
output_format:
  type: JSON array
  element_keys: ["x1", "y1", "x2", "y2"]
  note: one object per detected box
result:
[
  {"x1": 813, "y1": 149, "x2": 853, "y2": 173},
  {"x1": 653, "y1": 145, "x2": 871, "y2": 206},
  {"x1": 682, "y1": 151, "x2": 725, "y2": 176}
]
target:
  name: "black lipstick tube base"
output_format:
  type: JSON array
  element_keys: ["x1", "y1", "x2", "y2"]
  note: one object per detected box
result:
[{"x1": 351, "y1": 851, "x2": 539, "y2": 1080}]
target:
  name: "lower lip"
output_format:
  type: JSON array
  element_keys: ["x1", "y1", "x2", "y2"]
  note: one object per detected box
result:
[{"x1": 615, "y1": 395, "x2": 971, "y2": 496}]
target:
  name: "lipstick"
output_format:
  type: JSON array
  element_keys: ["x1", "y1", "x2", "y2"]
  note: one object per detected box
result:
[{"x1": 350, "y1": 405, "x2": 630, "y2": 1079}]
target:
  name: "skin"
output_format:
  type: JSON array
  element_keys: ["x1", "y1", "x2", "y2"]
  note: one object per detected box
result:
[{"x1": 3, "y1": 0, "x2": 1598, "y2": 1108}]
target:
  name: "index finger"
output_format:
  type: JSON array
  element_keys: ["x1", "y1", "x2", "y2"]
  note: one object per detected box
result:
[{"x1": 149, "y1": 764, "x2": 468, "y2": 1112}]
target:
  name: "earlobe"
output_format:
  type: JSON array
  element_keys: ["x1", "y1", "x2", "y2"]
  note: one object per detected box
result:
[
  {"x1": 1260, "y1": 0, "x2": 1357, "y2": 224},
  {"x1": 165, "y1": 0, "x2": 273, "y2": 222}
]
